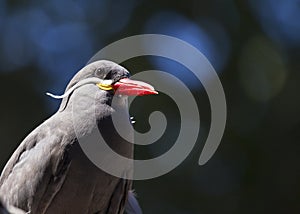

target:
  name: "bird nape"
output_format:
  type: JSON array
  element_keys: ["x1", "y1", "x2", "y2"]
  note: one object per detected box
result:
[{"x1": 0, "y1": 60, "x2": 157, "y2": 214}]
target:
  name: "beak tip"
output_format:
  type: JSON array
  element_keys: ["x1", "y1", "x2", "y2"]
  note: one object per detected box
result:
[{"x1": 142, "y1": 89, "x2": 158, "y2": 96}]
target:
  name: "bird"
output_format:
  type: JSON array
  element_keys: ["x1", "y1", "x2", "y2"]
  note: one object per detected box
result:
[{"x1": 0, "y1": 60, "x2": 157, "y2": 214}]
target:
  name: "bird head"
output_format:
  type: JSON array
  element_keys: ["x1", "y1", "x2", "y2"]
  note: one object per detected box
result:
[{"x1": 47, "y1": 60, "x2": 158, "y2": 112}]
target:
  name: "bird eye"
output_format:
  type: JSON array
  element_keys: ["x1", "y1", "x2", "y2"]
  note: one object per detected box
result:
[{"x1": 95, "y1": 68, "x2": 103, "y2": 77}]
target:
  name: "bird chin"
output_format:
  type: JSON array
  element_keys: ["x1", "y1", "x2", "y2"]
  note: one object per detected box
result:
[{"x1": 113, "y1": 94, "x2": 129, "y2": 107}]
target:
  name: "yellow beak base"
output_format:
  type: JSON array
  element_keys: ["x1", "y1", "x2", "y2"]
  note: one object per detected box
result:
[{"x1": 96, "y1": 83, "x2": 114, "y2": 91}]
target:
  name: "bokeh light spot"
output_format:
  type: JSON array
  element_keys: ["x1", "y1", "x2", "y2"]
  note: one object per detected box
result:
[
  {"x1": 143, "y1": 11, "x2": 231, "y2": 89},
  {"x1": 238, "y1": 35, "x2": 287, "y2": 102}
]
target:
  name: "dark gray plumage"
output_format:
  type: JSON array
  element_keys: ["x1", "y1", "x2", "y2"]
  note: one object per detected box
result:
[{"x1": 0, "y1": 60, "x2": 145, "y2": 214}]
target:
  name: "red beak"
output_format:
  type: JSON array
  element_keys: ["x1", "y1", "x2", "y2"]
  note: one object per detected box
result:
[{"x1": 113, "y1": 78, "x2": 158, "y2": 96}]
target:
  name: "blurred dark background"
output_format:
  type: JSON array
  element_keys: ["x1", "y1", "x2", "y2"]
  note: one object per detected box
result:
[{"x1": 0, "y1": 0, "x2": 300, "y2": 213}]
